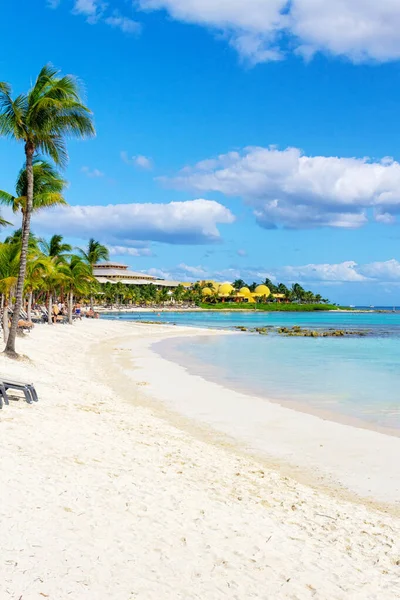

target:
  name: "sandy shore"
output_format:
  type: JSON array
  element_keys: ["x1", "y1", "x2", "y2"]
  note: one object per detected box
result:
[{"x1": 0, "y1": 320, "x2": 399, "y2": 599}]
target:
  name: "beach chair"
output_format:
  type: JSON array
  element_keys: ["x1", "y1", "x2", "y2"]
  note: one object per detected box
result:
[{"x1": 0, "y1": 377, "x2": 38, "y2": 404}]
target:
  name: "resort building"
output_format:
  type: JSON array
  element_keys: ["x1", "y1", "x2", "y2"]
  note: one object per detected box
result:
[{"x1": 93, "y1": 262, "x2": 191, "y2": 289}]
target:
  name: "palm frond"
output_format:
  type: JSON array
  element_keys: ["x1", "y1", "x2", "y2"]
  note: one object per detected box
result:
[
  {"x1": 0, "y1": 189, "x2": 15, "y2": 205},
  {"x1": 32, "y1": 192, "x2": 67, "y2": 212}
]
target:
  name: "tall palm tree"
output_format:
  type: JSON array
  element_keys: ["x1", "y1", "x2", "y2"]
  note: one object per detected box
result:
[
  {"x1": 0, "y1": 64, "x2": 95, "y2": 356},
  {"x1": 59, "y1": 256, "x2": 93, "y2": 324},
  {"x1": 292, "y1": 283, "x2": 306, "y2": 302},
  {"x1": 0, "y1": 242, "x2": 20, "y2": 341},
  {"x1": 78, "y1": 238, "x2": 109, "y2": 268},
  {"x1": 78, "y1": 238, "x2": 109, "y2": 308},
  {"x1": 39, "y1": 234, "x2": 72, "y2": 262}
]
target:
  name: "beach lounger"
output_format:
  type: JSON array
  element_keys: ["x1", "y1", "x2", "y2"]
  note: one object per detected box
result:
[{"x1": 0, "y1": 377, "x2": 38, "y2": 404}]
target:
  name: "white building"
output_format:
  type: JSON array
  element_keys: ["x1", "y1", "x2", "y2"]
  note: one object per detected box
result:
[{"x1": 93, "y1": 262, "x2": 191, "y2": 288}]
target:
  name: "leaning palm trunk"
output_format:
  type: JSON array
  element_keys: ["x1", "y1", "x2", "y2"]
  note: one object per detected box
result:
[
  {"x1": 48, "y1": 293, "x2": 53, "y2": 325},
  {"x1": 2, "y1": 303, "x2": 9, "y2": 343},
  {"x1": 68, "y1": 291, "x2": 73, "y2": 325},
  {"x1": 5, "y1": 146, "x2": 33, "y2": 356},
  {"x1": 27, "y1": 290, "x2": 33, "y2": 322}
]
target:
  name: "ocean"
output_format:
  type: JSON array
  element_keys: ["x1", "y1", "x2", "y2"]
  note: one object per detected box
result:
[{"x1": 104, "y1": 310, "x2": 400, "y2": 433}]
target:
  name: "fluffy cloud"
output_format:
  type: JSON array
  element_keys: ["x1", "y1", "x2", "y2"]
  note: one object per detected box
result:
[
  {"x1": 146, "y1": 263, "x2": 209, "y2": 281},
  {"x1": 81, "y1": 166, "x2": 104, "y2": 178},
  {"x1": 166, "y1": 146, "x2": 400, "y2": 229},
  {"x1": 121, "y1": 152, "x2": 153, "y2": 170},
  {"x1": 281, "y1": 261, "x2": 368, "y2": 283},
  {"x1": 51, "y1": 2, "x2": 400, "y2": 65},
  {"x1": 138, "y1": 0, "x2": 286, "y2": 63},
  {"x1": 358, "y1": 259, "x2": 400, "y2": 281},
  {"x1": 31, "y1": 199, "x2": 234, "y2": 245},
  {"x1": 104, "y1": 13, "x2": 141, "y2": 34},
  {"x1": 148, "y1": 259, "x2": 400, "y2": 285},
  {"x1": 108, "y1": 245, "x2": 154, "y2": 257},
  {"x1": 71, "y1": 1, "x2": 140, "y2": 31},
  {"x1": 138, "y1": 0, "x2": 400, "y2": 64},
  {"x1": 73, "y1": 0, "x2": 100, "y2": 17}
]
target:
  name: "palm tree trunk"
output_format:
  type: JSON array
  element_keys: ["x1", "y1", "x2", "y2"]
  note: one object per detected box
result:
[
  {"x1": 68, "y1": 291, "x2": 73, "y2": 325},
  {"x1": 3, "y1": 302, "x2": 9, "y2": 343},
  {"x1": 48, "y1": 293, "x2": 53, "y2": 325},
  {"x1": 5, "y1": 145, "x2": 34, "y2": 357},
  {"x1": 27, "y1": 290, "x2": 33, "y2": 322}
]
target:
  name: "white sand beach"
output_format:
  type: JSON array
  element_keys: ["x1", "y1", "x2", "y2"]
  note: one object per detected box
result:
[{"x1": 1, "y1": 319, "x2": 400, "y2": 600}]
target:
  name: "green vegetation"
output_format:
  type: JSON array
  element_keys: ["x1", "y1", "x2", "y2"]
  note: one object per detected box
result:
[
  {"x1": 0, "y1": 64, "x2": 94, "y2": 356},
  {"x1": 200, "y1": 302, "x2": 339, "y2": 312}
]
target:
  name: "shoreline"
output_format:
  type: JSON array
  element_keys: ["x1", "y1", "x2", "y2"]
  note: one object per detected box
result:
[
  {"x1": 1, "y1": 319, "x2": 400, "y2": 598},
  {"x1": 110, "y1": 326, "x2": 400, "y2": 510},
  {"x1": 155, "y1": 334, "x2": 400, "y2": 440}
]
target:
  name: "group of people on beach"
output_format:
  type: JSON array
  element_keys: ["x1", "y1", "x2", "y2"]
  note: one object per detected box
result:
[{"x1": 51, "y1": 302, "x2": 99, "y2": 323}]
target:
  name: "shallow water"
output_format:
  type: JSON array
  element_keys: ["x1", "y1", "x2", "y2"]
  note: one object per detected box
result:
[
  {"x1": 155, "y1": 333, "x2": 400, "y2": 433},
  {"x1": 104, "y1": 310, "x2": 400, "y2": 432}
]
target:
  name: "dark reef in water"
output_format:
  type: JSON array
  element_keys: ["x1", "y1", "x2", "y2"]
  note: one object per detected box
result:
[{"x1": 234, "y1": 325, "x2": 370, "y2": 337}]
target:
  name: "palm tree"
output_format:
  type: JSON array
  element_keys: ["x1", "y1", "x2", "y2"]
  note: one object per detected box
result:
[
  {"x1": 39, "y1": 234, "x2": 72, "y2": 261},
  {"x1": 0, "y1": 64, "x2": 95, "y2": 357},
  {"x1": 291, "y1": 283, "x2": 306, "y2": 302},
  {"x1": 4, "y1": 229, "x2": 39, "y2": 250},
  {"x1": 59, "y1": 256, "x2": 93, "y2": 324},
  {"x1": 233, "y1": 279, "x2": 246, "y2": 290},
  {"x1": 78, "y1": 238, "x2": 109, "y2": 309},
  {"x1": 0, "y1": 242, "x2": 20, "y2": 341},
  {"x1": 24, "y1": 253, "x2": 51, "y2": 321},
  {"x1": 78, "y1": 238, "x2": 109, "y2": 268},
  {"x1": 264, "y1": 278, "x2": 277, "y2": 294},
  {"x1": 173, "y1": 284, "x2": 186, "y2": 304}
]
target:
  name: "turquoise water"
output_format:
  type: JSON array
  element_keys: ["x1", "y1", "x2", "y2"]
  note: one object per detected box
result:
[
  {"x1": 156, "y1": 333, "x2": 400, "y2": 433},
  {"x1": 104, "y1": 310, "x2": 400, "y2": 432},
  {"x1": 103, "y1": 309, "x2": 400, "y2": 335}
]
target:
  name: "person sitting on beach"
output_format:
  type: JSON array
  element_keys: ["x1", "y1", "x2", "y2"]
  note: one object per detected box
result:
[{"x1": 52, "y1": 303, "x2": 60, "y2": 324}]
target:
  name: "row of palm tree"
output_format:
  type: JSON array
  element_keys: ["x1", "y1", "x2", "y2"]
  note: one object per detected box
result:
[
  {"x1": 232, "y1": 279, "x2": 328, "y2": 303},
  {"x1": 0, "y1": 63, "x2": 95, "y2": 356},
  {"x1": 0, "y1": 232, "x2": 109, "y2": 341}
]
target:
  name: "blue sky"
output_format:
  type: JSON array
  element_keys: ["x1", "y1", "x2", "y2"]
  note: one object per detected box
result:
[{"x1": 2, "y1": 1, "x2": 400, "y2": 304}]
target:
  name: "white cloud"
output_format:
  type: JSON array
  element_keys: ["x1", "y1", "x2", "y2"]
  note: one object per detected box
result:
[
  {"x1": 281, "y1": 261, "x2": 368, "y2": 283},
  {"x1": 71, "y1": 1, "x2": 139, "y2": 30},
  {"x1": 146, "y1": 259, "x2": 400, "y2": 285},
  {"x1": 108, "y1": 245, "x2": 154, "y2": 257},
  {"x1": 290, "y1": 0, "x2": 400, "y2": 63},
  {"x1": 138, "y1": 0, "x2": 286, "y2": 64},
  {"x1": 105, "y1": 13, "x2": 141, "y2": 34},
  {"x1": 138, "y1": 0, "x2": 400, "y2": 65},
  {"x1": 51, "y1": 2, "x2": 400, "y2": 65},
  {"x1": 166, "y1": 146, "x2": 400, "y2": 229},
  {"x1": 358, "y1": 259, "x2": 400, "y2": 281},
  {"x1": 73, "y1": 0, "x2": 100, "y2": 16},
  {"x1": 31, "y1": 199, "x2": 234, "y2": 245},
  {"x1": 121, "y1": 151, "x2": 154, "y2": 170},
  {"x1": 81, "y1": 166, "x2": 104, "y2": 178}
]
